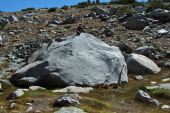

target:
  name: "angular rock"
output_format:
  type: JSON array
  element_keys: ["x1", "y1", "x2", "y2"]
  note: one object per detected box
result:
[
  {"x1": 95, "y1": 8, "x2": 109, "y2": 15},
  {"x1": 0, "y1": 17, "x2": 8, "y2": 27},
  {"x1": 54, "y1": 94, "x2": 81, "y2": 107},
  {"x1": 62, "y1": 15, "x2": 75, "y2": 24},
  {"x1": 135, "y1": 90, "x2": 160, "y2": 106},
  {"x1": 135, "y1": 46, "x2": 155, "y2": 56},
  {"x1": 54, "y1": 107, "x2": 86, "y2": 113},
  {"x1": 8, "y1": 15, "x2": 19, "y2": 22},
  {"x1": 9, "y1": 33, "x2": 128, "y2": 88},
  {"x1": 159, "y1": 83, "x2": 170, "y2": 90},
  {"x1": 7, "y1": 89, "x2": 25, "y2": 99},
  {"x1": 158, "y1": 62, "x2": 170, "y2": 68},
  {"x1": 150, "y1": 8, "x2": 170, "y2": 19},
  {"x1": 117, "y1": 42, "x2": 134, "y2": 54},
  {"x1": 123, "y1": 14, "x2": 148, "y2": 30},
  {"x1": 126, "y1": 54, "x2": 161, "y2": 75},
  {"x1": 53, "y1": 86, "x2": 93, "y2": 93},
  {"x1": 109, "y1": 7, "x2": 118, "y2": 15}
]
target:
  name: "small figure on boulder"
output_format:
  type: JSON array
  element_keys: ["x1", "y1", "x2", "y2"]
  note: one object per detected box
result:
[{"x1": 77, "y1": 23, "x2": 84, "y2": 35}]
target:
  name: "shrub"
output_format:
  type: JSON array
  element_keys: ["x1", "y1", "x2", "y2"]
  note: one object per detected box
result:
[
  {"x1": 77, "y1": 2, "x2": 88, "y2": 8},
  {"x1": 61, "y1": 5, "x2": 70, "y2": 10},
  {"x1": 90, "y1": 6, "x2": 98, "y2": 11},
  {"x1": 151, "y1": 89, "x2": 170, "y2": 99},
  {"x1": 48, "y1": 7, "x2": 57, "y2": 12},
  {"x1": 109, "y1": 0, "x2": 136, "y2": 4},
  {"x1": 21, "y1": 7, "x2": 35, "y2": 11}
]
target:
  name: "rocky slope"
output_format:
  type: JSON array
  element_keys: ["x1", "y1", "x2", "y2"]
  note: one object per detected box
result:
[{"x1": 0, "y1": 3, "x2": 170, "y2": 113}]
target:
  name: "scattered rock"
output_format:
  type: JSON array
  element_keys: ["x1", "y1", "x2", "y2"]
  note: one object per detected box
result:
[
  {"x1": 25, "y1": 106, "x2": 33, "y2": 112},
  {"x1": 161, "y1": 105, "x2": 170, "y2": 109},
  {"x1": 135, "y1": 90, "x2": 160, "y2": 106},
  {"x1": 54, "y1": 106, "x2": 86, "y2": 113},
  {"x1": 126, "y1": 54, "x2": 161, "y2": 75},
  {"x1": 53, "y1": 86, "x2": 93, "y2": 93},
  {"x1": 7, "y1": 89, "x2": 26, "y2": 99},
  {"x1": 134, "y1": 75, "x2": 143, "y2": 80},
  {"x1": 53, "y1": 94, "x2": 81, "y2": 107},
  {"x1": 29, "y1": 86, "x2": 45, "y2": 90},
  {"x1": 123, "y1": 14, "x2": 148, "y2": 30}
]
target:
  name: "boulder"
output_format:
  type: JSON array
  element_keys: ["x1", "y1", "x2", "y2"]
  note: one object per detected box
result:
[
  {"x1": 123, "y1": 14, "x2": 148, "y2": 30},
  {"x1": 135, "y1": 90, "x2": 160, "y2": 106},
  {"x1": 9, "y1": 33, "x2": 128, "y2": 88},
  {"x1": 126, "y1": 54, "x2": 161, "y2": 75}
]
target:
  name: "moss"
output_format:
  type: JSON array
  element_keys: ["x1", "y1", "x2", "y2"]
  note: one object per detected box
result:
[{"x1": 151, "y1": 89, "x2": 170, "y2": 99}]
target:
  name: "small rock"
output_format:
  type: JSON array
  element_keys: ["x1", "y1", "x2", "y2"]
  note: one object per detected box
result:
[
  {"x1": 54, "y1": 106, "x2": 86, "y2": 113},
  {"x1": 151, "y1": 81, "x2": 157, "y2": 85},
  {"x1": 29, "y1": 86, "x2": 45, "y2": 90},
  {"x1": 161, "y1": 105, "x2": 170, "y2": 109},
  {"x1": 25, "y1": 106, "x2": 33, "y2": 112},
  {"x1": 54, "y1": 94, "x2": 81, "y2": 107},
  {"x1": 162, "y1": 78, "x2": 170, "y2": 82},
  {"x1": 8, "y1": 102, "x2": 17, "y2": 109},
  {"x1": 134, "y1": 75, "x2": 143, "y2": 80},
  {"x1": 0, "y1": 106, "x2": 3, "y2": 110}
]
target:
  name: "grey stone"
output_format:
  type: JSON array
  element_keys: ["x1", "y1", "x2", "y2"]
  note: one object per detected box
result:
[
  {"x1": 54, "y1": 94, "x2": 81, "y2": 107},
  {"x1": 158, "y1": 62, "x2": 170, "y2": 68},
  {"x1": 62, "y1": 16, "x2": 75, "y2": 24},
  {"x1": 109, "y1": 7, "x2": 118, "y2": 15},
  {"x1": 25, "y1": 106, "x2": 33, "y2": 112},
  {"x1": 148, "y1": 99, "x2": 160, "y2": 106},
  {"x1": 9, "y1": 33, "x2": 128, "y2": 88},
  {"x1": 134, "y1": 75, "x2": 143, "y2": 80},
  {"x1": 7, "y1": 89, "x2": 24, "y2": 99},
  {"x1": 48, "y1": 24, "x2": 57, "y2": 27},
  {"x1": 53, "y1": 86, "x2": 93, "y2": 93},
  {"x1": 150, "y1": 8, "x2": 170, "y2": 18},
  {"x1": 117, "y1": 42, "x2": 134, "y2": 54},
  {"x1": 126, "y1": 54, "x2": 161, "y2": 75},
  {"x1": 0, "y1": 18, "x2": 8, "y2": 27},
  {"x1": 135, "y1": 90, "x2": 151, "y2": 102},
  {"x1": 29, "y1": 86, "x2": 45, "y2": 90},
  {"x1": 135, "y1": 46, "x2": 155, "y2": 56},
  {"x1": 54, "y1": 107, "x2": 86, "y2": 113},
  {"x1": 159, "y1": 83, "x2": 170, "y2": 90},
  {"x1": 135, "y1": 90, "x2": 160, "y2": 106},
  {"x1": 161, "y1": 105, "x2": 170, "y2": 109},
  {"x1": 95, "y1": 8, "x2": 109, "y2": 15},
  {"x1": 8, "y1": 102, "x2": 17, "y2": 109},
  {"x1": 8, "y1": 15, "x2": 19, "y2": 22},
  {"x1": 124, "y1": 14, "x2": 148, "y2": 30}
]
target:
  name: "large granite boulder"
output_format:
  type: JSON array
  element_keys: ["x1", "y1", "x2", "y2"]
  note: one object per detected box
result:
[
  {"x1": 126, "y1": 54, "x2": 161, "y2": 75},
  {"x1": 123, "y1": 14, "x2": 148, "y2": 30},
  {"x1": 9, "y1": 33, "x2": 128, "y2": 88}
]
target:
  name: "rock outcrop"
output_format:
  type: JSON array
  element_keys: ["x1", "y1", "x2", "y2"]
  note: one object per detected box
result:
[{"x1": 9, "y1": 33, "x2": 128, "y2": 88}]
